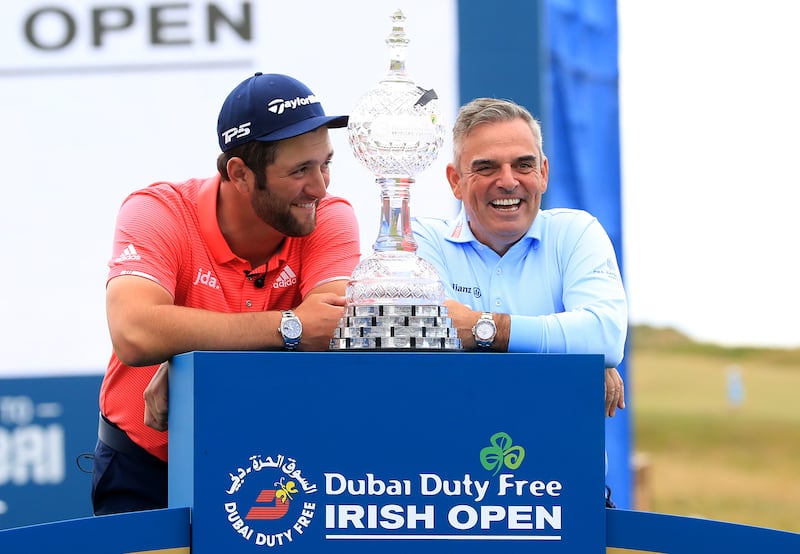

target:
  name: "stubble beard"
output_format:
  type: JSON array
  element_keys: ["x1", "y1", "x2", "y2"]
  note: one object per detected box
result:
[{"x1": 251, "y1": 180, "x2": 317, "y2": 237}]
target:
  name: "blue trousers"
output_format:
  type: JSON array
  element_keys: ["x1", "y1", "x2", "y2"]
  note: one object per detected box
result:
[{"x1": 91, "y1": 431, "x2": 167, "y2": 515}]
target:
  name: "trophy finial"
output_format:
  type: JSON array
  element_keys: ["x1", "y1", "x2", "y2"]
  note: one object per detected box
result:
[{"x1": 385, "y1": 9, "x2": 410, "y2": 80}]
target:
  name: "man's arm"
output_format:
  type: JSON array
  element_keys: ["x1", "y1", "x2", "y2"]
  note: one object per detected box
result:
[
  {"x1": 108, "y1": 276, "x2": 347, "y2": 367},
  {"x1": 508, "y1": 214, "x2": 627, "y2": 366},
  {"x1": 140, "y1": 277, "x2": 348, "y2": 431},
  {"x1": 107, "y1": 275, "x2": 281, "y2": 367}
]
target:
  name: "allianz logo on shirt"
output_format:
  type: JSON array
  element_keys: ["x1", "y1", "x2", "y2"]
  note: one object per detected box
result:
[{"x1": 453, "y1": 282, "x2": 482, "y2": 299}]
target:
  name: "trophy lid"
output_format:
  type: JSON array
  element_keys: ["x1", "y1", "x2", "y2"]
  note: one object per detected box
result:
[{"x1": 384, "y1": 9, "x2": 411, "y2": 83}]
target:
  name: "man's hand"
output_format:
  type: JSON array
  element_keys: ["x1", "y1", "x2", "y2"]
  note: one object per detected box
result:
[
  {"x1": 144, "y1": 361, "x2": 170, "y2": 431},
  {"x1": 443, "y1": 299, "x2": 476, "y2": 331},
  {"x1": 443, "y1": 299, "x2": 509, "y2": 351},
  {"x1": 605, "y1": 367, "x2": 626, "y2": 417},
  {"x1": 292, "y1": 292, "x2": 347, "y2": 351}
]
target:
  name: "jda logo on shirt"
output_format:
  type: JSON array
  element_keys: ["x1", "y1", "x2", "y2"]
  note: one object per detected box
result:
[{"x1": 193, "y1": 268, "x2": 221, "y2": 290}]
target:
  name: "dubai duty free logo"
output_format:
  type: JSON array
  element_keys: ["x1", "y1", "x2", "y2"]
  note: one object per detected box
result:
[
  {"x1": 323, "y1": 431, "x2": 557, "y2": 537},
  {"x1": 224, "y1": 453, "x2": 318, "y2": 547}
]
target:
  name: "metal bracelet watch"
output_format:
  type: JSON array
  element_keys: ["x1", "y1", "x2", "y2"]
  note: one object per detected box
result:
[
  {"x1": 279, "y1": 310, "x2": 302, "y2": 350},
  {"x1": 471, "y1": 312, "x2": 496, "y2": 348}
]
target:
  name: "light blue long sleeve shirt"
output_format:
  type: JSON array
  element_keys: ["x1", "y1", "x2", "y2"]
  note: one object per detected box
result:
[{"x1": 412, "y1": 206, "x2": 628, "y2": 367}]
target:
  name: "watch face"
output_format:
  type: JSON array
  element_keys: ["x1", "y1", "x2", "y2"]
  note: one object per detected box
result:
[
  {"x1": 282, "y1": 318, "x2": 302, "y2": 340},
  {"x1": 475, "y1": 320, "x2": 495, "y2": 341}
]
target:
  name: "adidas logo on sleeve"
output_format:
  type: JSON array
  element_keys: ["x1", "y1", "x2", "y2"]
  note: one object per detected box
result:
[{"x1": 115, "y1": 244, "x2": 141, "y2": 262}]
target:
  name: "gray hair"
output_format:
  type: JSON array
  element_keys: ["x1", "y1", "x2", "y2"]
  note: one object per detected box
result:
[{"x1": 452, "y1": 98, "x2": 544, "y2": 168}]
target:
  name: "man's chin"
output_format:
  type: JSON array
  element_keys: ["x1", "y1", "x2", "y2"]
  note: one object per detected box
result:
[{"x1": 286, "y1": 219, "x2": 317, "y2": 238}]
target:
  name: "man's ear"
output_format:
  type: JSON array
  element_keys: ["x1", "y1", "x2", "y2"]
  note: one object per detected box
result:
[
  {"x1": 446, "y1": 163, "x2": 463, "y2": 200},
  {"x1": 227, "y1": 157, "x2": 252, "y2": 193},
  {"x1": 540, "y1": 155, "x2": 549, "y2": 194}
]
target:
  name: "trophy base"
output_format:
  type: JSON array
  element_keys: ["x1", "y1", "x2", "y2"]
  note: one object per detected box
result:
[{"x1": 330, "y1": 304, "x2": 462, "y2": 351}]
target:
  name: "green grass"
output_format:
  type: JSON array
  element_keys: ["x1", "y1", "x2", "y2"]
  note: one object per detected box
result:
[{"x1": 630, "y1": 325, "x2": 800, "y2": 533}]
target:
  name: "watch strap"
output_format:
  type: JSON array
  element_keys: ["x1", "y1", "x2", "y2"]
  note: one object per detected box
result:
[{"x1": 279, "y1": 310, "x2": 302, "y2": 350}]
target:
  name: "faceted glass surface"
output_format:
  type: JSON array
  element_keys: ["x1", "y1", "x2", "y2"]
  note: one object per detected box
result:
[
  {"x1": 346, "y1": 251, "x2": 445, "y2": 306},
  {"x1": 348, "y1": 80, "x2": 444, "y2": 178}
]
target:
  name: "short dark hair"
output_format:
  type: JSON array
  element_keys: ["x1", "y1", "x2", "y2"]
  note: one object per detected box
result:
[{"x1": 216, "y1": 140, "x2": 280, "y2": 188}]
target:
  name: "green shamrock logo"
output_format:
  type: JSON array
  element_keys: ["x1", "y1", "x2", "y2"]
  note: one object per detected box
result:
[{"x1": 480, "y1": 432, "x2": 526, "y2": 476}]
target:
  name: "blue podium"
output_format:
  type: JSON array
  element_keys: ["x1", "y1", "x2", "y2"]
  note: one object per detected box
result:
[
  {"x1": 170, "y1": 351, "x2": 607, "y2": 553},
  {"x1": 5, "y1": 351, "x2": 799, "y2": 553}
]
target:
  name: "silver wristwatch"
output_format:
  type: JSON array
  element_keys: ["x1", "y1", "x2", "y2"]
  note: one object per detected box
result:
[
  {"x1": 279, "y1": 310, "x2": 302, "y2": 350},
  {"x1": 472, "y1": 312, "x2": 496, "y2": 348}
]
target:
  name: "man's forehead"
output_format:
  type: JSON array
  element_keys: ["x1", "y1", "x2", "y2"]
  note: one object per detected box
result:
[
  {"x1": 273, "y1": 128, "x2": 332, "y2": 160},
  {"x1": 464, "y1": 124, "x2": 537, "y2": 149}
]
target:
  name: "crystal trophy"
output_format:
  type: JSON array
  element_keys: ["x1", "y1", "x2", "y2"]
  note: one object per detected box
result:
[{"x1": 330, "y1": 10, "x2": 461, "y2": 351}]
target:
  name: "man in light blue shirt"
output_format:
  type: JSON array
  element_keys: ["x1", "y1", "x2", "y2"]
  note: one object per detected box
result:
[
  {"x1": 412, "y1": 98, "x2": 628, "y2": 506},
  {"x1": 413, "y1": 207, "x2": 626, "y2": 366}
]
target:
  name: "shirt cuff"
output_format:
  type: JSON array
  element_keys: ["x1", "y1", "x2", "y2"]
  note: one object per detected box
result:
[{"x1": 507, "y1": 314, "x2": 545, "y2": 352}]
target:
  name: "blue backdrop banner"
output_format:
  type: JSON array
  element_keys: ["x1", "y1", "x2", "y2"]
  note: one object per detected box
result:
[
  {"x1": 457, "y1": 0, "x2": 631, "y2": 508},
  {"x1": 0, "y1": 375, "x2": 102, "y2": 528}
]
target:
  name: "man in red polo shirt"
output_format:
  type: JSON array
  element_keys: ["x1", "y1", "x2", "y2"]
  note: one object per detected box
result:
[{"x1": 92, "y1": 73, "x2": 361, "y2": 515}]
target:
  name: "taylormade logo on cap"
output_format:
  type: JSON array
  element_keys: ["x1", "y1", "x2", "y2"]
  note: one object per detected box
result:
[
  {"x1": 217, "y1": 73, "x2": 348, "y2": 152},
  {"x1": 267, "y1": 95, "x2": 320, "y2": 115}
]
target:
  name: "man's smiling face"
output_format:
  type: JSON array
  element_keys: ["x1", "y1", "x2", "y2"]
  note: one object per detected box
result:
[{"x1": 447, "y1": 118, "x2": 549, "y2": 256}]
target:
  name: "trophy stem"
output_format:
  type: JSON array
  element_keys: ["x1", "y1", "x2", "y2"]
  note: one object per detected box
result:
[{"x1": 373, "y1": 176, "x2": 417, "y2": 253}]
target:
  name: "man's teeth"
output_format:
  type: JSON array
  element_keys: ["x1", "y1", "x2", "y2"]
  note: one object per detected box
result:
[{"x1": 491, "y1": 198, "x2": 521, "y2": 206}]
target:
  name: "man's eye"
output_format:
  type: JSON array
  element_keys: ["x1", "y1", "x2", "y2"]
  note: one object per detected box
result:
[
  {"x1": 516, "y1": 163, "x2": 535, "y2": 173},
  {"x1": 475, "y1": 166, "x2": 496, "y2": 176}
]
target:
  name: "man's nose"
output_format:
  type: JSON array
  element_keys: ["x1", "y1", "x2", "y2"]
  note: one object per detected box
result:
[
  {"x1": 496, "y1": 164, "x2": 519, "y2": 189},
  {"x1": 306, "y1": 168, "x2": 328, "y2": 197}
]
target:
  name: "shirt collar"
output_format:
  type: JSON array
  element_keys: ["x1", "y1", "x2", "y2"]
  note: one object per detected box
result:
[
  {"x1": 444, "y1": 203, "x2": 543, "y2": 249},
  {"x1": 198, "y1": 175, "x2": 292, "y2": 271},
  {"x1": 198, "y1": 175, "x2": 236, "y2": 265}
]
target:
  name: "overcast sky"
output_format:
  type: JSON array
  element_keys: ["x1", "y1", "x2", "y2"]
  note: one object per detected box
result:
[{"x1": 618, "y1": 0, "x2": 800, "y2": 348}]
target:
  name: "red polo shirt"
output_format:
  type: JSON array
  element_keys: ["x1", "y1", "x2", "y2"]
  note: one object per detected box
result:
[{"x1": 99, "y1": 175, "x2": 360, "y2": 461}]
